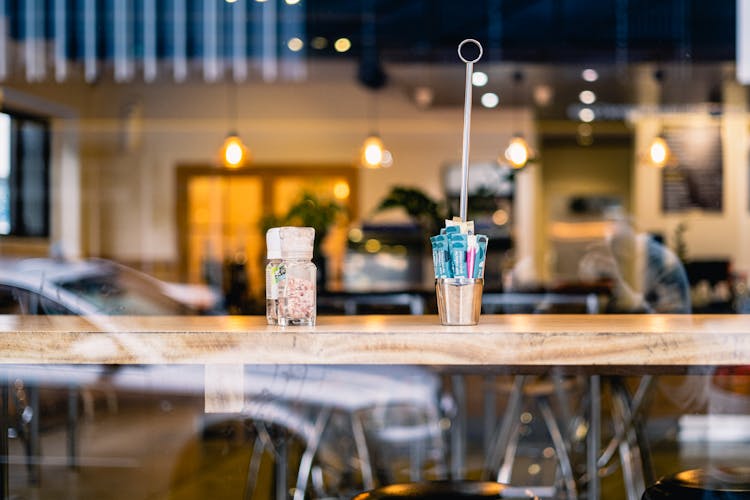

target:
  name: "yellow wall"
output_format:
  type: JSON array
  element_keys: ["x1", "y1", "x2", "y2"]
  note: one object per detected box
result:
[{"x1": 539, "y1": 136, "x2": 632, "y2": 282}]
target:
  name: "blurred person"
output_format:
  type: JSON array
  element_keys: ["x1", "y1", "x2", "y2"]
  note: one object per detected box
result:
[
  {"x1": 579, "y1": 213, "x2": 712, "y2": 428},
  {"x1": 578, "y1": 211, "x2": 691, "y2": 314}
]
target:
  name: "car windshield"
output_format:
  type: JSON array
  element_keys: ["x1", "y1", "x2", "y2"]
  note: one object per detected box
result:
[{"x1": 58, "y1": 265, "x2": 190, "y2": 315}]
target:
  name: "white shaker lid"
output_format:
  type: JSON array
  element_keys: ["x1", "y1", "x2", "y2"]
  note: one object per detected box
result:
[
  {"x1": 279, "y1": 226, "x2": 315, "y2": 259},
  {"x1": 266, "y1": 227, "x2": 281, "y2": 259}
]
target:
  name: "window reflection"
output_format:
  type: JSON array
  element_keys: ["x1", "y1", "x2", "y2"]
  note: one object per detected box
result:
[
  {"x1": 1, "y1": 1, "x2": 750, "y2": 499},
  {"x1": 0, "y1": 111, "x2": 49, "y2": 238}
]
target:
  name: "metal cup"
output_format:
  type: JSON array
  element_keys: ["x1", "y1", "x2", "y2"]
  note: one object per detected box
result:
[{"x1": 436, "y1": 278, "x2": 483, "y2": 326}]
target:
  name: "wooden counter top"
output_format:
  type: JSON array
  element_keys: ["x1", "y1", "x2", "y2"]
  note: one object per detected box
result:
[{"x1": 2, "y1": 314, "x2": 750, "y2": 367}]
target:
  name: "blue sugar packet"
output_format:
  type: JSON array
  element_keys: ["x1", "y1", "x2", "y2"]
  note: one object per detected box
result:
[
  {"x1": 448, "y1": 233, "x2": 468, "y2": 278},
  {"x1": 430, "y1": 235, "x2": 449, "y2": 278},
  {"x1": 474, "y1": 234, "x2": 488, "y2": 278}
]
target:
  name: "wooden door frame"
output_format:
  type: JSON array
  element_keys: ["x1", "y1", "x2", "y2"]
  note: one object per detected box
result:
[{"x1": 175, "y1": 164, "x2": 360, "y2": 282}]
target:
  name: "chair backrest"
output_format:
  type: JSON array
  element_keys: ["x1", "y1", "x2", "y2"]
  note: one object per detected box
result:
[
  {"x1": 318, "y1": 292, "x2": 426, "y2": 315},
  {"x1": 481, "y1": 292, "x2": 600, "y2": 314}
]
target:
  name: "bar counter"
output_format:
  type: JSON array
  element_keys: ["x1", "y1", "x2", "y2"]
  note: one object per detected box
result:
[
  {"x1": 4, "y1": 314, "x2": 750, "y2": 500},
  {"x1": 2, "y1": 314, "x2": 750, "y2": 368}
]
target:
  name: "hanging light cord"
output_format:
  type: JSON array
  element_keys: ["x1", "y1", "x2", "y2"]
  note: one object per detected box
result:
[{"x1": 227, "y1": 81, "x2": 239, "y2": 135}]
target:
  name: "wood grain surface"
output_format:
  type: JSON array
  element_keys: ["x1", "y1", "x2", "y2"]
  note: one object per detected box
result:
[{"x1": 1, "y1": 314, "x2": 750, "y2": 368}]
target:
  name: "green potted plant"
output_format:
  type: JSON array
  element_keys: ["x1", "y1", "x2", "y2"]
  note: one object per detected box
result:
[
  {"x1": 261, "y1": 191, "x2": 347, "y2": 289},
  {"x1": 373, "y1": 186, "x2": 447, "y2": 238}
]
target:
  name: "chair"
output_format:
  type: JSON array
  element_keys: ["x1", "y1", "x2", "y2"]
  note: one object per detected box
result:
[
  {"x1": 479, "y1": 294, "x2": 597, "y2": 499},
  {"x1": 234, "y1": 365, "x2": 446, "y2": 499},
  {"x1": 481, "y1": 288, "x2": 655, "y2": 500},
  {"x1": 482, "y1": 375, "x2": 580, "y2": 500},
  {"x1": 352, "y1": 480, "x2": 538, "y2": 499},
  {"x1": 642, "y1": 468, "x2": 750, "y2": 499}
]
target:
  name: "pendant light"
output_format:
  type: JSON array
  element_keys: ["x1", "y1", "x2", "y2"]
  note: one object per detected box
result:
[
  {"x1": 501, "y1": 71, "x2": 534, "y2": 169},
  {"x1": 644, "y1": 69, "x2": 672, "y2": 169},
  {"x1": 360, "y1": 134, "x2": 384, "y2": 168},
  {"x1": 358, "y1": 92, "x2": 393, "y2": 168},
  {"x1": 359, "y1": 93, "x2": 393, "y2": 169},
  {"x1": 221, "y1": 132, "x2": 249, "y2": 168},
  {"x1": 504, "y1": 135, "x2": 531, "y2": 169},
  {"x1": 647, "y1": 135, "x2": 671, "y2": 167},
  {"x1": 357, "y1": 0, "x2": 391, "y2": 169},
  {"x1": 219, "y1": 81, "x2": 250, "y2": 168}
]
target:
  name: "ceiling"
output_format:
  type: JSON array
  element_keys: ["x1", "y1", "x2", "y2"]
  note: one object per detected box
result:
[
  {"x1": 322, "y1": 0, "x2": 737, "y2": 119},
  {"x1": 311, "y1": 0, "x2": 735, "y2": 65},
  {"x1": 0, "y1": 0, "x2": 741, "y2": 120}
]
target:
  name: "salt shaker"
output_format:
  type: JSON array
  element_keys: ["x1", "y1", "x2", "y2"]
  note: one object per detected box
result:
[
  {"x1": 278, "y1": 226, "x2": 316, "y2": 326},
  {"x1": 265, "y1": 227, "x2": 283, "y2": 325}
]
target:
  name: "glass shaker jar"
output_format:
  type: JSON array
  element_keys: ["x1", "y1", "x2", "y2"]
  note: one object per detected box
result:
[
  {"x1": 265, "y1": 227, "x2": 283, "y2": 325},
  {"x1": 278, "y1": 226, "x2": 316, "y2": 326}
]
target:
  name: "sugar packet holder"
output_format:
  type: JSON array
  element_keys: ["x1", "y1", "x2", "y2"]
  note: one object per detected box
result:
[{"x1": 430, "y1": 229, "x2": 488, "y2": 279}]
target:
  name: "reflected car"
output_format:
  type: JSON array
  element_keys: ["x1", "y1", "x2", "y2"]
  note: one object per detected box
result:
[
  {"x1": 1, "y1": 256, "x2": 225, "y2": 488},
  {"x1": 0, "y1": 257, "x2": 222, "y2": 315},
  {"x1": 2, "y1": 258, "x2": 441, "y2": 497}
]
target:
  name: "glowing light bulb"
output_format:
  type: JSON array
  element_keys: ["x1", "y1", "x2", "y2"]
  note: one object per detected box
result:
[
  {"x1": 481, "y1": 92, "x2": 499, "y2": 108},
  {"x1": 225, "y1": 141, "x2": 243, "y2": 166},
  {"x1": 649, "y1": 136, "x2": 670, "y2": 167},
  {"x1": 582, "y1": 68, "x2": 599, "y2": 82},
  {"x1": 472, "y1": 71, "x2": 488, "y2": 87},
  {"x1": 579, "y1": 90, "x2": 596, "y2": 104},
  {"x1": 333, "y1": 180, "x2": 350, "y2": 199},
  {"x1": 364, "y1": 144, "x2": 382, "y2": 165},
  {"x1": 360, "y1": 135, "x2": 385, "y2": 168},
  {"x1": 348, "y1": 227, "x2": 363, "y2": 242},
  {"x1": 221, "y1": 134, "x2": 248, "y2": 168},
  {"x1": 287, "y1": 37, "x2": 304, "y2": 52},
  {"x1": 334, "y1": 38, "x2": 351, "y2": 53},
  {"x1": 504, "y1": 136, "x2": 530, "y2": 169},
  {"x1": 578, "y1": 107, "x2": 595, "y2": 122},
  {"x1": 492, "y1": 209, "x2": 509, "y2": 226}
]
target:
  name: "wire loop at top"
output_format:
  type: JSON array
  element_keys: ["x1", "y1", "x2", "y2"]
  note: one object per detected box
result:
[{"x1": 458, "y1": 39, "x2": 483, "y2": 64}]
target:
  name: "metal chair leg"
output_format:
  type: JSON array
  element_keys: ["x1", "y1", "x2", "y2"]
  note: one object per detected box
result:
[
  {"x1": 1, "y1": 376, "x2": 9, "y2": 500},
  {"x1": 483, "y1": 375, "x2": 497, "y2": 459},
  {"x1": 610, "y1": 380, "x2": 647, "y2": 500},
  {"x1": 243, "y1": 434, "x2": 266, "y2": 500},
  {"x1": 67, "y1": 386, "x2": 78, "y2": 470},
  {"x1": 25, "y1": 382, "x2": 40, "y2": 485},
  {"x1": 588, "y1": 375, "x2": 601, "y2": 500},
  {"x1": 293, "y1": 408, "x2": 331, "y2": 500},
  {"x1": 275, "y1": 437, "x2": 288, "y2": 500},
  {"x1": 496, "y1": 412, "x2": 522, "y2": 485},
  {"x1": 483, "y1": 375, "x2": 525, "y2": 479},
  {"x1": 450, "y1": 374, "x2": 466, "y2": 480},
  {"x1": 351, "y1": 411, "x2": 374, "y2": 491},
  {"x1": 538, "y1": 397, "x2": 577, "y2": 500},
  {"x1": 597, "y1": 375, "x2": 653, "y2": 469}
]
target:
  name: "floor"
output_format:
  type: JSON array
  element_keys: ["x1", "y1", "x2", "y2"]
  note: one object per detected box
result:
[{"x1": 5, "y1": 373, "x2": 750, "y2": 499}]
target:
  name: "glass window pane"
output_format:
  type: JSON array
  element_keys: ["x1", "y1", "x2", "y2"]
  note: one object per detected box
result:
[
  {"x1": 19, "y1": 119, "x2": 48, "y2": 237},
  {"x1": 0, "y1": 112, "x2": 10, "y2": 235}
]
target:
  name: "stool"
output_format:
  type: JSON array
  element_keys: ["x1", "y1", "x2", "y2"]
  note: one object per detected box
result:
[
  {"x1": 642, "y1": 468, "x2": 750, "y2": 499},
  {"x1": 484, "y1": 374, "x2": 654, "y2": 500},
  {"x1": 483, "y1": 375, "x2": 579, "y2": 500},
  {"x1": 352, "y1": 480, "x2": 538, "y2": 499},
  {"x1": 234, "y1": 365, "x2": 445, "y2": 499}
]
